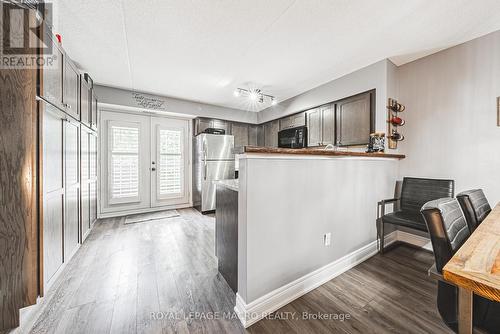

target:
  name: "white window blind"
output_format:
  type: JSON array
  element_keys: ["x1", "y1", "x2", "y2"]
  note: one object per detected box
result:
[
  {"x1": 158, "y1": 129, "x2": 182, "y2": 195},
  {"x1": 110, "y1": 126, "x2": 139, "y2": 200}
]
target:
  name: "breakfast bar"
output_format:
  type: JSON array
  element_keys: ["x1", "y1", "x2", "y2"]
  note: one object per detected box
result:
[
  {"x1": 233, "y1": 146, "x2": 404, "y2": 327},
  {"x1": 443, "y1": 203, "x2": 500, "y2": 334}
]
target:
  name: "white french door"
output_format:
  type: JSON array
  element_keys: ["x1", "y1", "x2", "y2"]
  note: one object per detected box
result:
[
  {"x1": 151, "y1": 117, "x2": 190, "y2": 207},
  {"x1": 100, "y1": 110, "x2": 191, "y2": 216}
]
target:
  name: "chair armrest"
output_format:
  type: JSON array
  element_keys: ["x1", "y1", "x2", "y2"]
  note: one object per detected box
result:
[
  {"x1": 428, "y1": 264, "x2": 445, "y2": 282},
  {"x1": 378, "y1": 198, "x2": 399, "y2": 206},
  {"x1": 377, "y1": 198, "x2": 400, "y2": 220},
  {"x1": 428, "y1": 264, "x2": 459, "y2": 288}
]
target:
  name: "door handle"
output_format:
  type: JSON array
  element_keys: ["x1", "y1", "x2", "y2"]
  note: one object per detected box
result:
[
  {"x1": 203, "y1": 138, "x2": 208, "y2": 180},
  {"x1": 204, "y1": 160, "x2": 207, "y2": 180}
]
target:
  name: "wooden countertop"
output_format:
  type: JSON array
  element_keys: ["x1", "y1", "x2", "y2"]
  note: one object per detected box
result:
[
  {"x1": 443, "y1": 202, "x2": 500, "y2": 302},
  {"x1": 240, "y1": 146, "x2": 406, "y2": 159}
]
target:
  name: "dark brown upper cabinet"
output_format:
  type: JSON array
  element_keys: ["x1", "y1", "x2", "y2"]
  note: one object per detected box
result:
[
  {"x1": 335, "y1": 91, "x2": 374, "y2": 146},
  {"x1": 90, "y1": 90, "x2": 98, "y2": 130},
  {"x1": 41, "y1": 31, "x2": 64, "y2": 108},
  {"x1": 80, "y1": 76, "x2": 91, "y2": 128},
  {"x1": 305, "y1": 103, "x2": 334, "y2": 147},
  {"x1": 63, "y1": 57, "x2": 80, "y2": 120},
  {"x1": 40, "y1": 29, "x2": 80, "y2": 121}
]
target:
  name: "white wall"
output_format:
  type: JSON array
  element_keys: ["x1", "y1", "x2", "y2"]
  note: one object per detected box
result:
[
  {"x1": 397, "y1": 30, "x2": 500, "y2": 204},
  {"x1": 94, "y1": 85, "x2": 258, "y2": 124},
  {"x1": 258, "y1": 59, "x2": 392, "y2": 134}
]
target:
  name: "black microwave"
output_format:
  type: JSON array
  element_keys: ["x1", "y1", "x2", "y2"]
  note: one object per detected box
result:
[{"x1": 278, "y1": 126, "x2": 308, "y2": 148}]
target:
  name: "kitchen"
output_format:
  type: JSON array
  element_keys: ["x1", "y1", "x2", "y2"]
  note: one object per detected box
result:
[{"x1": 2, "y1": 1, "x2": 500, "y2": 334}]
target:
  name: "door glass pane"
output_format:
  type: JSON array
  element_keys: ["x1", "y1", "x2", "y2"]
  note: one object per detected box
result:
[
  {"x1": 110, "y1": 126, "x2": 139, "y2": 199},
  {"x1": 159, "y1": 129, "x2": 182, "y2": 195},
  {"x1": 160, "y1": 129, "x2": 181, "y2": 154}
]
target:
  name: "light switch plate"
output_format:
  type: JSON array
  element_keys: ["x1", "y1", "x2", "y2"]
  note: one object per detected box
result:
[{"x1": 323, "y1": 233, "x2": 331, "y2": 246}]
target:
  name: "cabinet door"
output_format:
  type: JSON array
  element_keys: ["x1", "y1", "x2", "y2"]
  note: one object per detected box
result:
[
  {"x1": 306, "y1": 108, "x2": 322, "y2": 147},
  {"x1": 279, "y1": 116, "x2": 293, "y2": 130},
  {"x1": 231, "y1": 123, "x2": 249, "y2": 148},
  {"x1": 64, "y1": 119, "x2": 80, "y2": 260},
  {"x1": 63, "y1": 58, "x2": 79, "y2": 120},
  {"x1": 257, "y1": 125, "x2": 265, "y2": 147},
  {"x1": 90, "y1": 181, "x2": 97, "y2": 225},
  {"x1": 89, "y1": 133, "x2": 98, "y2": 225},
  {"x1": 80, "y1": 78, "x2": 91, "y2": 127},
  {"x1": 194, "y1": 118, "x2": 211, "y2": 135},
  {"x1": 248, "y1": 125, "x2": 259, "y2": 146},
  {"x1": 291, "y1": 112, "x2": 306, "y2": 128},
  {"x1": 264, "y1": 120, "x2": 279, "y2": 147},
  {"x1": 335, "y1": 92, "x2": 372, "y2": 146},
  {"x1": 321, "y1": 104, "x2": 335, "y2": 145},
  {"x1": 43, "y1": 103, "x2": 65, "y2": 285},
  {"x1": 211, "y1": 119, "x2": 229, "y2": 133},
  {"x1": 91, "y1": 91, "x2": 98, "y2": 130},
  {"x1": 42, "y1": 34, "x2": 63, "y2": 108},
  {"x1": 80, "y1": 128, "x2": 90, "y2": 239}
]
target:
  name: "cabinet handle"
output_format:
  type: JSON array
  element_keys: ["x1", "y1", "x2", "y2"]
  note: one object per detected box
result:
[{"x1": 151, "y1": 167, "x2": 156, "y2": 171}]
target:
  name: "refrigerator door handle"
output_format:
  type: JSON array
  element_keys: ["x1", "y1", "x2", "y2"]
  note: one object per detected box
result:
[{"x1": 203, "y1": 138, "x2": 208, "y2": 180}]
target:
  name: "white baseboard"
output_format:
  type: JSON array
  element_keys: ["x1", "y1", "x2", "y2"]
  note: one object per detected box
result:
[
  {"x1": 234, "y1": 230, "x2": 431, "y2": 328},
  {"x1": 396, "y1": 230, "x2": 433, "y2": 251}
]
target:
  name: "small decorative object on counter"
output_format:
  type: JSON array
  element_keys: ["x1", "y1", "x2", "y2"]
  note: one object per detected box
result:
[
  {"x1": 367, "y1": 132, "x2": 385, "y2": 153},
  {"x1": 387, "y1": 98, "x2": 406, "y2": 149}
]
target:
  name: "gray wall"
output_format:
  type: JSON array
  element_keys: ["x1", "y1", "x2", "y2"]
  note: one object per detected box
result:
[
  {"x1": 258, "y1": 59, "x2": 392, "y2": 134},
  {"x1": 94, "y1": 85, "x2": 259, "y2": 124},
  {"x1": 96, "y1": 59, "x2": 395, "y2": 130},
  {"x1": 397, "y1": 30, "x2": 500, "y2": 204},
  {"x1": 238, "y1": 155, "x2": 399, "y2": 303}
]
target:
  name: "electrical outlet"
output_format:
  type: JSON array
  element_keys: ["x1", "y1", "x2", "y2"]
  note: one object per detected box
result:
[{"x1": 323, "y1": 233, "x2": 331, "y2": 246}]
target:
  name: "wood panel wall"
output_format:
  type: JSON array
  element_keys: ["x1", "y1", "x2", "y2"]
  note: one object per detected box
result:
[{"x1": 0, "y1": 5, "x2": 40, "y2": 331}]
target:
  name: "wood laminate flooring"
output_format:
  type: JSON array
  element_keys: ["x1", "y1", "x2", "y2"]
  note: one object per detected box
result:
[{"x1": 24, "y1": 209, "x2": 451, "y2": 334}]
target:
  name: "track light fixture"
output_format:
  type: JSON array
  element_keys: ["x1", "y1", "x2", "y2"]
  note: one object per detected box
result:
[{"x1": 233, "y1": 88, "x2": 277, "y2": 105}]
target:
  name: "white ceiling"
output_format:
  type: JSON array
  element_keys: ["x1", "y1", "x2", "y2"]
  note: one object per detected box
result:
[{"x1": 53, "y1": 0, "x2": 500, "y2": 112}]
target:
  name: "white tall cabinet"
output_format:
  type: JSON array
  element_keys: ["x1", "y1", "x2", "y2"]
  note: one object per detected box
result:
[
  {"x1": 42, "y1": 103, "x2": 65, "y2": 286},
  {"x1": 81, "y1": 126, "x2": 98, "y2": 241},
  {"x1": 64, "y1": 118, "x2": 80, "y2": 260}
]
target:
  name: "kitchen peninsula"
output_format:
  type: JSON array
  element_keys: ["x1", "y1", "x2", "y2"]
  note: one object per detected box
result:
[{"x1": 223, "y1": 146, "x2": 404, "y2": 327}]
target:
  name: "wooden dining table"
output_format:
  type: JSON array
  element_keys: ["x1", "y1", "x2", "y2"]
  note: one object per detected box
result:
[{"x1": 443, "y1": 202, "x2": 500, "y2": 334}]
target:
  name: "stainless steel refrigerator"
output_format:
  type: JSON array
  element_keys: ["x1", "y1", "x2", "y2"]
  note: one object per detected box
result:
[{"x1": 193, "y1": 134, "x2": 235, "y2": 213}]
